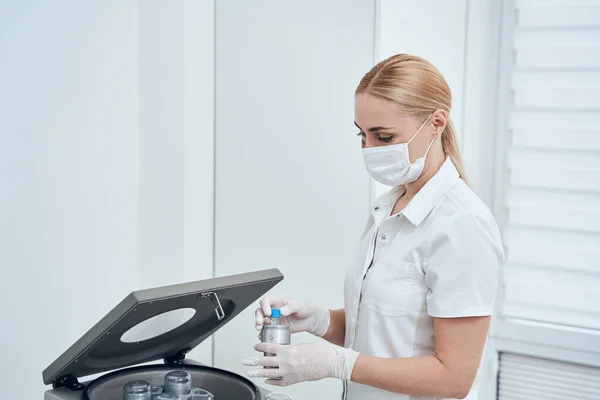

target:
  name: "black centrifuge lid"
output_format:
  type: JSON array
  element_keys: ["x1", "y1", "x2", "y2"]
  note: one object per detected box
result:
[{"x1": 43, "y1": 269, "x2": 283, "y2": 386}]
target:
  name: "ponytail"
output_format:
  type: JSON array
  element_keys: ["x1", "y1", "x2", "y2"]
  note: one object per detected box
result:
[{"x1": 441, "y1": 118, "x2": 469, "y2": 185}]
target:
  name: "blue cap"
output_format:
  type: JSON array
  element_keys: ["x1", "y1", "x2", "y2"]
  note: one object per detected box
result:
[{"x1": 271, "y1": 308, "x2": 281, "y2": 318}]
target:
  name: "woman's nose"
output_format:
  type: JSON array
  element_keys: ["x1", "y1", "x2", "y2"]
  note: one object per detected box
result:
[{"x1": 363, "y1": 139, "x2": 377, "y2": 148}]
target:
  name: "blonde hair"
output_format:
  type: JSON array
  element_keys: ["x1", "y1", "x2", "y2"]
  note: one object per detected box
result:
[{"x1": 356, "y1": 54, "x2": 468, "y2": 184}]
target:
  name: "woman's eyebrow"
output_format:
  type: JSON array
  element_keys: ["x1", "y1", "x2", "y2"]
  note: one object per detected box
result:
[{"x1": 354, "y1": 121, "x2": 393, "y2": 132}]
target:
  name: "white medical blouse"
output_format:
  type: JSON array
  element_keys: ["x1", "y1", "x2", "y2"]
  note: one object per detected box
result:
[{"x1": 343, "y1": 157, "x2": 504, "y2": 400}]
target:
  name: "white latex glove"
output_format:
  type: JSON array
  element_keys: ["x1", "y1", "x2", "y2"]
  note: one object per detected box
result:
[
  {"x1": 254, "y1": 297, "x2": 330, "y2": 337},
  {"x1": 243, "y1": 342, "x2": 359, "y2": 386}
]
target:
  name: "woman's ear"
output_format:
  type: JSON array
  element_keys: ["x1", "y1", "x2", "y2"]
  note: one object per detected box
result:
[{"x1": 431, "y1": 110, "x2": 448, "y2": 136}]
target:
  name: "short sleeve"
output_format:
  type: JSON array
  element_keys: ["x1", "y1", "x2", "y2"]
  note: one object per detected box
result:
[{"x1": 425, "y1": 212, "x2": 504, "y2": 318}]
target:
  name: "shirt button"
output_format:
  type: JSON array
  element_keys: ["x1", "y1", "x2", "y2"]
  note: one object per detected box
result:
[{"x1": 381, "y1": 234, "x2": 387, "y2": 240}]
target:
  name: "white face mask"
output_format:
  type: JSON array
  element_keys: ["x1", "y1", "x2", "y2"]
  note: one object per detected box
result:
[{"x1": 362, "y1": 114, "x2": 435, "y2": 186}]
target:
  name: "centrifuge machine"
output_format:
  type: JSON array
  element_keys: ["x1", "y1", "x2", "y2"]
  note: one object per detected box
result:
[{"x1": 43, "y1": 269, "x2": 286, "y2": 400}]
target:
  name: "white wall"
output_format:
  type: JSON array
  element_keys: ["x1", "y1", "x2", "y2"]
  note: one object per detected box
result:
[
  {"x1": 0, "y1": 0, "x2": 139, "y2": 396},
  {"x1": 212, "y1": 2, "x2": 374, "y2": 399},
  {"x1": 137, "y1": 0, "x2": 215, "y2": 366},
  {"x1": 461, "y1": 0, "x2": 504, "y2": 208},
  {"x1": 0, "y1": 1, "x2": 215, "y2": 397},
  {"x1": 0, "y1": 1, "x2": 502, "y2": 399},
  {"x1": 138, "y1": 0, "x2": 186, "y2": 289},
  {"x1": 182, "y1": 0, "x2": 216, "y2": 367}
]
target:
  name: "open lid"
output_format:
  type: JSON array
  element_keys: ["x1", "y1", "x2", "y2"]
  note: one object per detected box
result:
[{"x1": 43, "y1": 268, "x2": 283, "y2": 387}]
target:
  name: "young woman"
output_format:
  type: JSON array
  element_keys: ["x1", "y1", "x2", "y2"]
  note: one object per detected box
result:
[{"x1": 244, "y1": 54, "x2": 504, "y2": 400}]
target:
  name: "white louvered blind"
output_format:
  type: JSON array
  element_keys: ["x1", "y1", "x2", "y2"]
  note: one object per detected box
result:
[
  {"x1": 498, "y1": 353, "x2": 600, "y2": 400},
  {"x1": 501, "y1": 0, "x2": 600, "y2": 330}
]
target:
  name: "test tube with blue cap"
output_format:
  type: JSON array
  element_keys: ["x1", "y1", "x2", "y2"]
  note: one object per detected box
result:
[
  {"x1": 261, "y1": 308, "x2": 291, "y2": 373},
  {"x1": 270, "y1": 308, "x2": 281, "y2": 325}
]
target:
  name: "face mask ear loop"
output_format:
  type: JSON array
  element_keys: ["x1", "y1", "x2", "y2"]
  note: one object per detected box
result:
[
  {"x1": 422, "y1": 132, "x2": 437, "y2": 159},
  {"x1": 407, "y1": 113, "x2": 434, "y2": 144}
]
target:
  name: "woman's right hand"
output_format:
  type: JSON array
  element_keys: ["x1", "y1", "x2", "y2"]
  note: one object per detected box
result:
[{"x1": 255, "y1": 297, "x2": 331, "y2": 337}]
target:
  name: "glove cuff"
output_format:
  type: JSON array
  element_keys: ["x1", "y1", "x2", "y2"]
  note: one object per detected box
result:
[
  {"x1": 333, "y1": 347, "x2": 360, "y2": 381},
  {"x1": 311, "y1": 306, "x2": 331, "y2": 338}
]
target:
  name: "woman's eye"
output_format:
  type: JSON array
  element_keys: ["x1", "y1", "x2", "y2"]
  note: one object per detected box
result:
[{"x1": 378, "y1": 135, "x2": 393, "y2": 142}]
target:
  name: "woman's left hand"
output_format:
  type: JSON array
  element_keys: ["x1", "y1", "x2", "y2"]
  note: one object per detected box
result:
[{"x1": 243, "y1": 343, "x2": 359, "y2": 386}]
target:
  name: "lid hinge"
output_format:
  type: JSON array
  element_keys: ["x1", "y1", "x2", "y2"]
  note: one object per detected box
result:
[
  {"x1": 164, "y1": 348, "x2": 191, "y2": 365},
  {"x1": 201, "y1": 291, "x2": 225, "y2": 321},
  {"x1": 53, "y1": 374, "x2": 85, "y2": 391}
]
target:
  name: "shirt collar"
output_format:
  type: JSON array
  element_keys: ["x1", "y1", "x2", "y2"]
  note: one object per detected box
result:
[
  {"x1": 401, "y1": 157, "x2": 460, "y2": 226},
  {"x1": 370, "y1": 186, "x2": 401, "y2": 216}
]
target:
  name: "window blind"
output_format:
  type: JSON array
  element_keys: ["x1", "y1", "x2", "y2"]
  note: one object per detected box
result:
[
  {"x1": 498, "y1": 353, "x2": 600, "y2": 400},
  {"x1": 501, "y1": 0, "x2": 600, "y2": 330}
]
